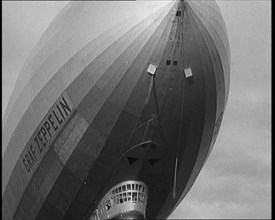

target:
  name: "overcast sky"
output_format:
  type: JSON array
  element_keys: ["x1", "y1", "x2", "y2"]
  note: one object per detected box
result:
[{"x1": 2, "y1": 1, "x2": 271, "y2": 219}]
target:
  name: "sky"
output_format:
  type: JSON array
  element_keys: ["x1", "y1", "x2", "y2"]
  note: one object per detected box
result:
[{"x1": 2, "y1": 1, "x2": 271, "y2": 219}]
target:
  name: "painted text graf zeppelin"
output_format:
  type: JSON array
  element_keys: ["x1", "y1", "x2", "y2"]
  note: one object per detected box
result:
[{"x1": 21, "y1": 92, "x2": 74, "y2": 174}]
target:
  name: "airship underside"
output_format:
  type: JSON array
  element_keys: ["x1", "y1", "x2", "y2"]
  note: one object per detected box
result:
[{"x1": 2, "y1": 0, "x2": 230, "y2": 219}]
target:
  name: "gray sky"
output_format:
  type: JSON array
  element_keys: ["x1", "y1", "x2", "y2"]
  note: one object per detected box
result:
[{"x1": 2, "y1": 1, "x2": 271, "y2": 219}]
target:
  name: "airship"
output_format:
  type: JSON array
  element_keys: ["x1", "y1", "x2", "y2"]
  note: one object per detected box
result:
[{"x1": 2, "y1": 0, "x2": 230, "y2": 219}]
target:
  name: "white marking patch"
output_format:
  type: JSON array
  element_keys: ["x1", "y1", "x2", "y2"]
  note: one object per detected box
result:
[
  {"x1": 184, "y1": 67, "x2": 193, "y2": 78},
  {"x1": 54, "y1": 112, "x2": 89, "y2": 165},
  {"x1": 147, "y1": 63, "x2": 157, "y2": 76}
]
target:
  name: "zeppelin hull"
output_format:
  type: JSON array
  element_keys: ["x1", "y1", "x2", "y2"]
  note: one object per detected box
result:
[{"x1": 2, "y1": 1, "x2": 230, "y2": 219}]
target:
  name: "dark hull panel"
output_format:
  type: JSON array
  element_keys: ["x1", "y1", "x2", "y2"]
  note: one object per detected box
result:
[{"x1": 2, "y1": 1, "x2": 230, "y2": 219}]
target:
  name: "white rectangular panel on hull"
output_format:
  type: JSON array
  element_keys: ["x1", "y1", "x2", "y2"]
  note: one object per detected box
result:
[{"x1": 54, "y1": 112, "x2": 89, "y2": 165}]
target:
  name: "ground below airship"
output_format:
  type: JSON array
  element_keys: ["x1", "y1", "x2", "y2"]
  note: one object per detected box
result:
[{"x1": 2, "y1": 0, "x2": 230, "y2": 219}]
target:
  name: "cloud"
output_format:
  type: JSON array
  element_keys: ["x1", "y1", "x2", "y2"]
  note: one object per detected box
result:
[
  {"x1": 170, "y1": 165, "x2": 271, "y2": 219},
  {"x1": 169, "y1": 96, "x2": 271, "y2": 219}
]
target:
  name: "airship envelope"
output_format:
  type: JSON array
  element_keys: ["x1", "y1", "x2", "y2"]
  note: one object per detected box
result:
[{"x1": 2, "y1": 1, "x2": 230, "y2": 219}]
